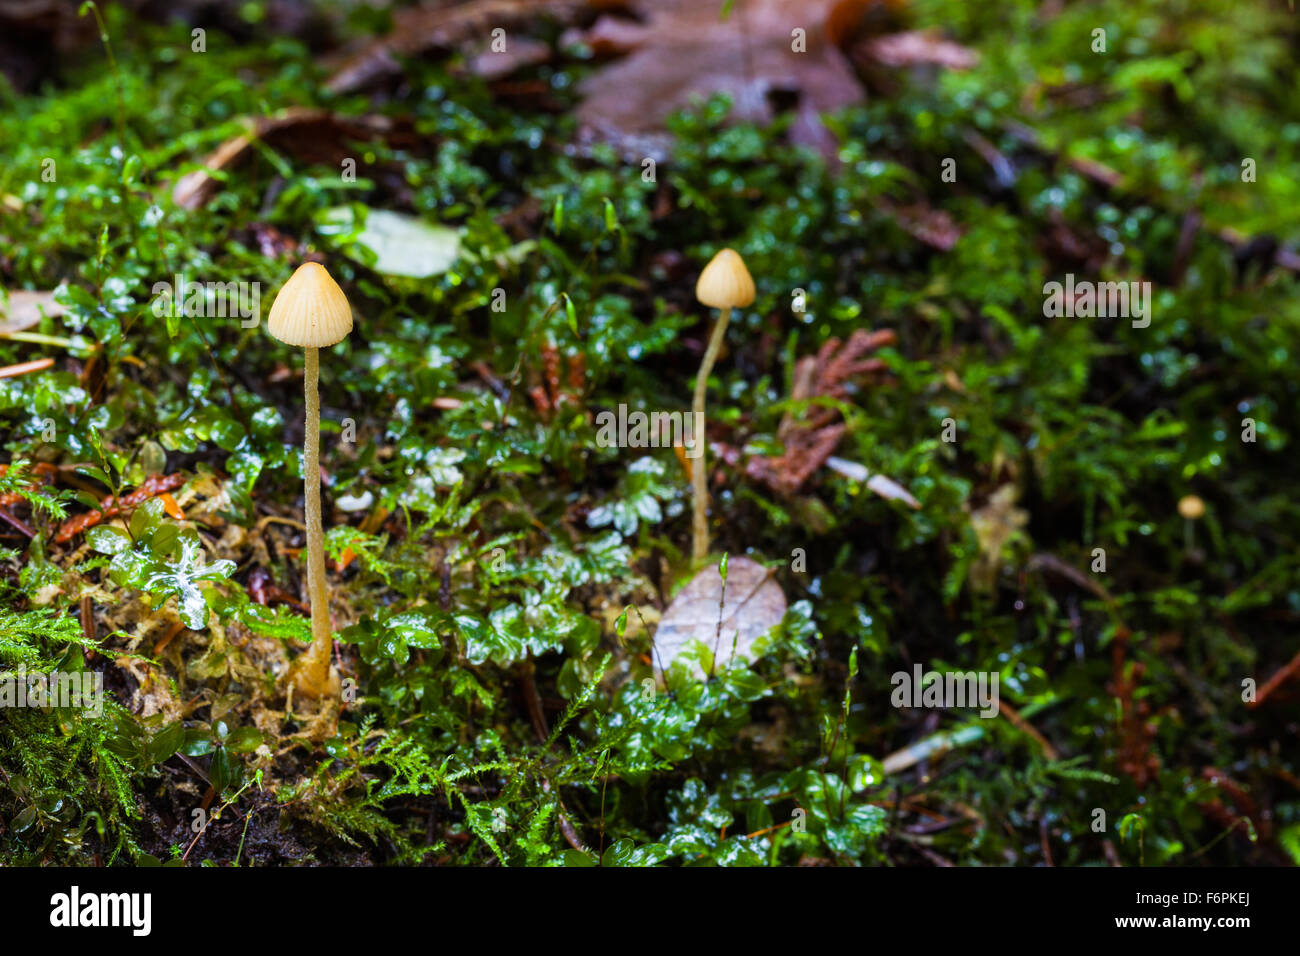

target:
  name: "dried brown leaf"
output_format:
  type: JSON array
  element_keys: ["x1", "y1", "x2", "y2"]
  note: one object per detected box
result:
[
  {"x1": 573, "y1": 0, "x2": 864, "y2": 162},
  {"x1": 325, "y1": 0, "x2": 596, "y2": 94},
  {"x1": 860, "y1": 30, "x2": 978, "y2": 71},
  {"x1": 0, "y1": 290, "x2": 65, "y2": 333},
  {"x1": 652, "y1": 556, "x2": 786, "y2": 678}
]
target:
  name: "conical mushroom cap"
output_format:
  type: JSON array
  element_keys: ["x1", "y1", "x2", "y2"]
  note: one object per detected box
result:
[
  {"x1": 695, "y1": 248, "x2": 755, "y2": 309},
  {"x1": 267, "y1": 262, "x2": 353, "y2": 348}
]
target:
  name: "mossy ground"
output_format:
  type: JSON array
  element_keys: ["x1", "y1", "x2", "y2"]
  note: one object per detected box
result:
[{"x1": 0, "y1": 0, "x2": 1297, "y2": 866}]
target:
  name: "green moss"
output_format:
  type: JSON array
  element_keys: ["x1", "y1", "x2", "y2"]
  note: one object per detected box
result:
[{"x1": 0, "y1": 0, "x2": 1296, "y2": 866}]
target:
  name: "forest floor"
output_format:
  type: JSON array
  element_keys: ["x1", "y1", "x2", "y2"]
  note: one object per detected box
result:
[{"x1": 0, "y1": 0, "x2": 1297, "y2": 866}]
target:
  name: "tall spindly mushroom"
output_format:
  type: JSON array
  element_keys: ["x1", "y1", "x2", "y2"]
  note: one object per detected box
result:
[
  {"x1": 267, "y1": 261, "x2": 353, "y2": 698},
  {"x1": 692, "y1": 248, "x2": 755, "y2": 563}
]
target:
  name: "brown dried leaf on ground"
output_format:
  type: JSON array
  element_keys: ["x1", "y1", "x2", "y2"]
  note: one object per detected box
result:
[
  {"x1": 573, "y1": 0, "x2": 864, "y2": 162},
  {"x1": 746, "y1": 328, "x2": 895, "y2": 495},
  {"x1": 0, "y1": 290, "x2": 65, "y2": 333},
  {"x1": 652, "y1": 556, "x2": 786, "y2": 678},
  {"x1": 466, "y1": 34, "x2": 554, "y2": 79},
  {"x1": 325, "y1": 0, "x2": 598, "y2": 94},
  {"x1": 172, "y1": 109, "x2": 397, "y2": 210},
  {"x1": 859, "y1": 29, "x2": 978, "y2": 70}
]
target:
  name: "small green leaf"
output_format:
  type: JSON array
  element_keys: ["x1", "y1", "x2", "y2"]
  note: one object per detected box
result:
[
  {"x1": 147, "y1": 721, "x2": 185, "y2": 764},
  {"x1": 209, "y1": 746, "x2": 232, "y2": 792},
  {"x1": 121, "y1": 154, "x2": 143, "y2": 185},
  {"x1": 130, "y1": 496, "x2": 167, "y2": 539},
  {"x1": 564, "y1": 294, "x2": 578, "y2": 337},
  {"x1": 12, "y1": 806, "x2": 38, "y2": 833},
  {"x1": 87, "y1": 525, "x2": 131, "y2": 555},
  {"x1": 76, "y1": 466, "x2": 113, "y2": 490},
  {"x1": 224, "y1": 726, "x2": 264, "y2": 754}
]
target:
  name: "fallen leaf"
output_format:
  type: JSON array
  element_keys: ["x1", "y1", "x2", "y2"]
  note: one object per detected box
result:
[
  {"x1": 652, "y1": 556, "x2": 786, "y2": 678},
  {"x1": 860, "y1": 30, "x2": 978, "y2": 71},
  {"x1": 467, "y1": 35, "x2": 553, "y2": 79},
  {"x1": 158, "y1": 493, "x2": 186, "y2": 521},
  {"x1": 0, "y1": 290, "x2": 65, "y2": 333},
  {"x1": 317, "y1": 206, "x2": 461, "y2": 278},
  {"x1": 573, "y1": 0, "x2": 865, "y2": 162},
  {"x1": 325, "y1": 0, "x2": 596, "y2": 94}
]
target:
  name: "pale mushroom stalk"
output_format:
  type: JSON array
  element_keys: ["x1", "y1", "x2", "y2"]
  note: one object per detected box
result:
[
  {"x1": 691, "y1": 307, "x2": 731, "y2": 563},
  {"x1": 299, "y1": 346, "x2": 333, "y2": 692},
  {"x1": 267, "y1": 262, "x2": 353, "y2": 698},
  {"x1": 692, "y1": 249, "x2": 755, "y2": 563}
]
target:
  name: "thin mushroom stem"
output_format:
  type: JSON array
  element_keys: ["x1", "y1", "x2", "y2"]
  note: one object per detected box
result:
[
  {"x1": 299, "y1": 345, "x2": 333, "y2": 694},
  {"x1": 692, "y1": 306, "x2": 731, "y2": 563}
]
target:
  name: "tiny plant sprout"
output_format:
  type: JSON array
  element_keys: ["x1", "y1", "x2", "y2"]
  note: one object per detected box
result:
[
  {"x1": 692, "y1": 248, "x2": 755, "y2": 563},
  {"x1": 267, "y1": 262, "x2": 353, "y2": 699}
]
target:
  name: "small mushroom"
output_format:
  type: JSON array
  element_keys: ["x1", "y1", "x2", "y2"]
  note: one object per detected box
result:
[
  {"x1": 267, "y1": 261, "x2": 353, "y2": 699},
  {"x1": 691, "y1": 248, "x2": 755, "y2": 563},
  {"x1": 1178, "y1": 494, "x2": 1205, "y2": 559}
]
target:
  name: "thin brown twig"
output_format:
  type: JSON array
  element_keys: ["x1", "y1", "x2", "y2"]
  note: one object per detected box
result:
[
  {"x1": 998, "y1": 698, "x2": 1060, "y2": 760},
  {"x1": 1249, "y1": 647, "x2": 1300, "y2": 709},
  {"x1": 0, "y1": 509, "x2": 34, "y2": 537},
  {"x1": 0, "y1": 358, "x2": 55, "y2": 379}
]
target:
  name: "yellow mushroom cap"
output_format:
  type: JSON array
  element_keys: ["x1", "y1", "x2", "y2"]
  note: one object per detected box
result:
[
  {"x1": 695, "y1": 248, "x2": 755, "y2": 310},
  {"x1": 1178, "y1": 495, "x2": 1205, "y2": 520},
  {"x1": 267, "y1": 262, "x2": 353, "y2": 348}
]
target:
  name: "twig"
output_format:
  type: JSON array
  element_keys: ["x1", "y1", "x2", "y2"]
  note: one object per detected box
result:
[
  {"x1": 540, "y1": 777, "x2": 586, "y2": 853},
  {"x1": 881, "y1": 697, "x2": 1060, "y2": 775},
  {"x1": 1249, "y1": 647, "x2": 1300, "y2": 709},
  {"x1": 80, "y1": 595, "x2": 96, "y2": 646},
  {"x1": 0, "y1": 509, "x2": 33, "y2": 537},
  {"x1": 520, "y1": 660, "x2": 549, "y2": 744},
  {"x1": 997, "y1": 698, "x2": 1059, "y2": 760},
  {"x1": 0, "y1": 358, "x2": 54, "y2": 379}
]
